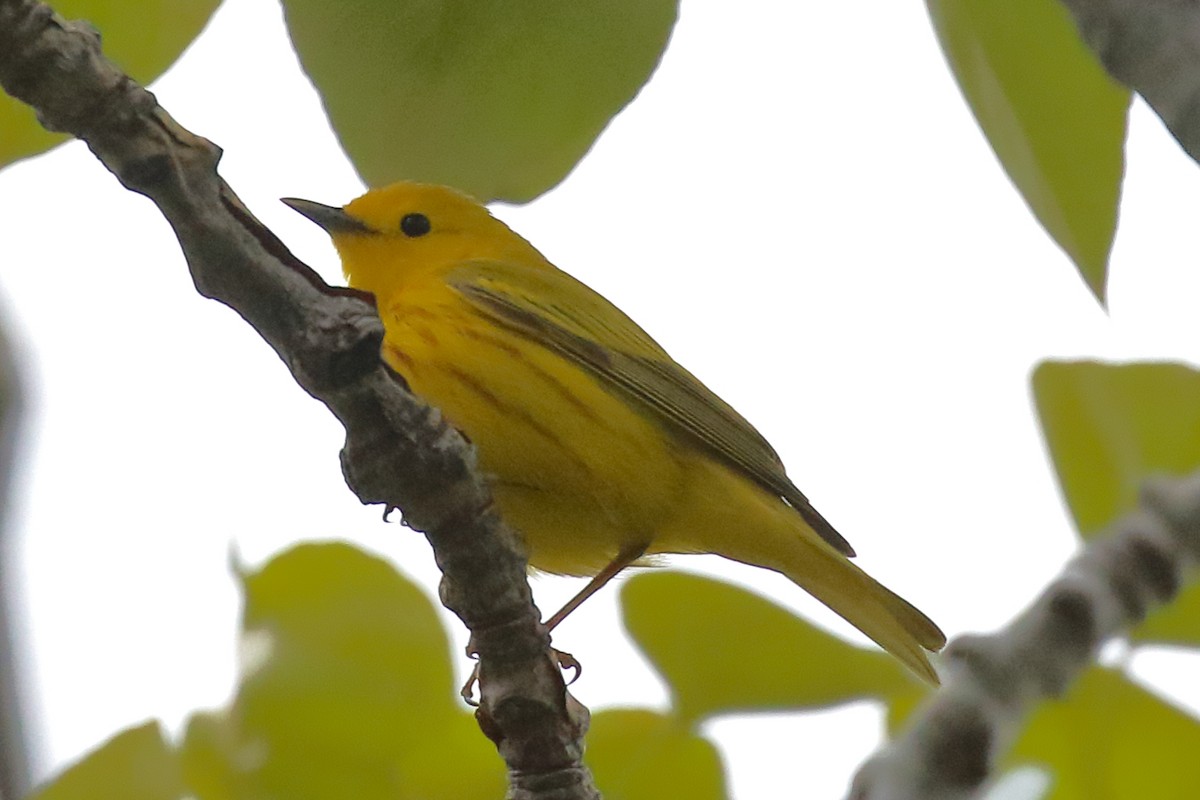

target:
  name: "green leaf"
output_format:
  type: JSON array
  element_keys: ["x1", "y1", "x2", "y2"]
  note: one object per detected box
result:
[
  {"x1": 621, "y1": 571, "x2": 916, "y2": 725},
  {"x1": 588, "y1": 709, "x2": 726, "y2": 800},
  {"x1": 28, "y1": 721, "x2": 185, "y2": 800},
  {"x1": 1033, "y1": 360, "x2": 1200, "y2": 645},
  {"x1": 281, "y1": 0, "x2": 678, "y2": 202},
  {"x1": 883, "y1": 684, "x2": 938, "y2": 738},
  {"x1": 1137, "y1": 583, "x2": 1200, "y2": 646},
  {"x1": 927, "y1": 0, "x2": 1130, "y2": 302},
  {"x1": 1006, "y1": 667, "x2": 1200, "y2": 799},
  {"x1": 1033, "y1": 361, "x2": 1200, "y2": 537},
  {"x1": 178, "y1": 713, "x2": 235, "y2": 800},
  {"x1": 0, "y1": 0, "x2": 220, "y2": 170},
  {"x1": 179, "y1": 542, "x2": 503, "y2": 800}
]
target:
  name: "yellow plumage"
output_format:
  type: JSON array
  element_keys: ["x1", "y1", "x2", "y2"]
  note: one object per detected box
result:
[{"x1": 284, "y1": 182, "x2": 945, "y2": 683}]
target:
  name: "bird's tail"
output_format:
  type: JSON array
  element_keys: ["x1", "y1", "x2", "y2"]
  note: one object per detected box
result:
[
  {"x1": 769, "y1": 527, "x2": 945, "y2": 684},
  {"x1": 661, "y1": 462, "x2": 946, "y2": 684}
]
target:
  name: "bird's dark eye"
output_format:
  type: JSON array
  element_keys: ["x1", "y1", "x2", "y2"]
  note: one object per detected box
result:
[{"x1": 400, "y1": 212, "x2": 431, "y2": 237}]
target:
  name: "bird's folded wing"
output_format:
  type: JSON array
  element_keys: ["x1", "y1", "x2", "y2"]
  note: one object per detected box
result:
[{"x1": 446, "y1": 259, "x2": 854, "y2": 557}]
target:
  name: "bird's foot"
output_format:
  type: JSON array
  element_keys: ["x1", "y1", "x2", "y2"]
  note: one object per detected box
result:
[
  {"x1": 458, "y1": 644, "x2": 583, "y2": 706},
  {"x1": 555, "y1": 648, "x2": 582, "y2": 685}
]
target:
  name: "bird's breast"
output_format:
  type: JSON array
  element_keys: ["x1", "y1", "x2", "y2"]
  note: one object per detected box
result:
[{"x1": 379, "y1": 288, "x2": 687, "y2": 575}]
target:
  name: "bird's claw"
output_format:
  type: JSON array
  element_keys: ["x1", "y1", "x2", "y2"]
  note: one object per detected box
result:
[
  {"x1": 460, "y1": 636, "x2": 482, "y2": 705},
  {"x1": 458, "y1": 646, "x2": 582, "y2": 705},
  {"x1": 554, "y1": 648, "x2": 582, "y2": 685},
  {"x1": 460, "y1": 663, "x2": 481, "y2": 706}
]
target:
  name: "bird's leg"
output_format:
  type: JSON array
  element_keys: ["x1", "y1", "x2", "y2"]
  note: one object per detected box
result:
[
  {"x1": 545, "y1": 541, "x2": 649, "y2": 631},
  {"x1": 460, "y1": 541, "x2": 648, "y2": 705}
]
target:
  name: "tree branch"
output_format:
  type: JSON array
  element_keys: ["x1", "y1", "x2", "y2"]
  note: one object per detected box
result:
[
  {"x1": 0, "y1": 316, "x2": 29, "y2": 800},
  {"x1": 0, "y1": 1, "x2": 598, "y2": 796},
  {"x1": 1058, "y1": 0, "x2": 1200, "y2": 162},
  {"x1": 849, "y1": 472, "x2": 1200, "y2": 799}
]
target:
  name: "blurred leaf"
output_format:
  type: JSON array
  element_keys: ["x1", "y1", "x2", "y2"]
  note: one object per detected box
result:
[
  {"x1": 1033, "y1": 361, "x2": 1200, "y2": 645},
  {"x1": 1033, "y1": 361, "x2": 1200, "y2": 537},
  {"x1": 178, "y1": 713, "x2": 235, "y2": 800},
  {"x1": 1138, "y1": 583, "x2": 1200, "y2": 646},
  {"x1": 179, "y1": 542, "x2": 503, "y2": 800},
  {"x1": 281, "y1": 0, "x2": 678, "y2": 202},
  {"x1": 28, "y1": 721, "x2": 184, "y2": 800},
  {"x1": 882, "y1": 684, "x2": 935, "y2": 738},
  {"x1": 622, "y1": 571, "x2": 916, "y2": 724},
  {"x1": 1006, "y1": 667, "x2": 1200, "y2": 799},
  {"x1": 0, "y1": 0, "x2": 220, "y2": 170},
  {"x1": 588, "y1": 709, "x2": 726, "y2": 800},
  {"x1": 927, "y1": 0, "x2": 1129, "y2": 301}
]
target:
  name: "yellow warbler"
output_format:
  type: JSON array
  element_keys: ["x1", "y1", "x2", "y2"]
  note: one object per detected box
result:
[{"x1": 284, "y1": 182, "x2": 945, "y2": 683}]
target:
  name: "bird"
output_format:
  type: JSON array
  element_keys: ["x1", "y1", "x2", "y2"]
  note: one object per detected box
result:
[{"x1": 283, "y1": 182, "x2": 945, "y2": 684}]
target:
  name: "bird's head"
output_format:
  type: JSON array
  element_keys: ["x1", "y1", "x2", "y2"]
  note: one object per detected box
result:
[{"x1": 283, "y1": 181, "x2": 547, "y2": 298}]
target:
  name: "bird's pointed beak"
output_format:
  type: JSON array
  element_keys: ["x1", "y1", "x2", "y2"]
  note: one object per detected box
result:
[{"x1": 281, "y1": 197, "x2": 372, "y2": 234}]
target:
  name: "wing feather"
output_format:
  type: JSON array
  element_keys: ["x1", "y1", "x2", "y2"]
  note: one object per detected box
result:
[{"x1": 446, "y1": 260, "x2": 855, "y2": 557}]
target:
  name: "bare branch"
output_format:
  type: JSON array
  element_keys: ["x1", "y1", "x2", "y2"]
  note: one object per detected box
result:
[
  {"x1": 1058, "y1": 0, "x2": 1200, "y2": 162},
  {"x1": 0, "y1": 317, "x2": 29, "y2": 799},
  {"x1": 0, "y1": 1, "x2": 599, "y2": 796},
  {"x1": 849, "y1": 472, "x2": 1200, "y2": 799}
]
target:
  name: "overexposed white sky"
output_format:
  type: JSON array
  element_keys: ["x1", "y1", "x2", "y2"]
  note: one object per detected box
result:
[{"x1": 3, "y1": 1, "x2": 1200, "y2": 798}]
